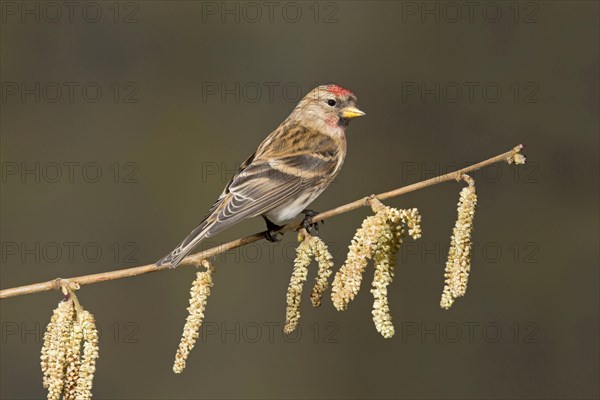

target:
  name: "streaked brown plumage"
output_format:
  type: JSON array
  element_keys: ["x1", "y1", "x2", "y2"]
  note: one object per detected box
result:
[{"x1": 157, "y1": 84, "x2": 365, "y2": 268}]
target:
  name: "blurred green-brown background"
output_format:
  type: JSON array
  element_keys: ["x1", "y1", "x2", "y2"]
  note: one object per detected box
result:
[{"x1": 1, "y1": 1, "x2": 598, "y2": 399}]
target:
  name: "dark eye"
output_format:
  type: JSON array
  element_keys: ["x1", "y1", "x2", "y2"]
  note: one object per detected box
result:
[{"x1": 327, "y1": 99, "x2": 336, "y2": 107}]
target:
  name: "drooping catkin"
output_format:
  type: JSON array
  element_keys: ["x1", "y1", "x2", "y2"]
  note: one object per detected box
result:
[
  {"x1": 41, "y1": 301, "x2": 63, "y2": 389},
  {"x1": 330, "y1": 210, "x2": 391, "y2": 311},
  {"x1": 370, "y1": 222, "x2": 403, "y2": 338},
  {"x1": 370, "y1": 208, "x2": 422, "y2": 338},
  {"x1": 173, "y1": 261, "x2": 214, "y2": 374},
  {"x1": 330, "y1": 200, "x2": 422, "y2": 337},
  {"x1": 62, "y1": 320, "x2": 83, "y2": 400},
  {"x1": 43, "y1": 300, "x2": 74, "y2": 400},
  {"x1": 75, "y1": 311, "x2": 99, "y2": 399},
  {"x1": 309, "y1": 236, "x2": 335, "y2": 308},
  {"x1": 284, "y1": 231, "x2": 335, "y2": 333},
  {"x1": 40, "y1": 290, "x2": 99, "y2": 400},
  {"x1": 331, "y1": 201, "x2": 420, "y2": 312},
  {"x1": 284, "y1": 237, "x2": 311, "y2": 334},
  {"x1": 440, "y1": 176, "x2": 478, "y2": 309}
]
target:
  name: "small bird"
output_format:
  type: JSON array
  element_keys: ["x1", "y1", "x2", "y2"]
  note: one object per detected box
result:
[{"x1": 157, "y1": 84, "x2": 365, "y2": 268}]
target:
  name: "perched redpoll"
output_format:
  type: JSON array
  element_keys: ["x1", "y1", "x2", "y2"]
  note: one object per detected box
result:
[{"x1": 157, "y1": 84, "x2": 365, "y2": 268}]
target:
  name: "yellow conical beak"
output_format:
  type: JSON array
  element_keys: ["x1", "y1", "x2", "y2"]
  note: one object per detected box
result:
[{"x1": 341, "y1": 106, "x2": 366, "y2": 119}]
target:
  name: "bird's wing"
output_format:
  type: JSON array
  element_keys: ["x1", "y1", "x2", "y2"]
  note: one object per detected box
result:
[
  {"x1": 207, "y1": 124, "x2": 343, "y2": 235},
  {"x1": 157, "y1": 150, "x2": 337, "y2": 267},
  {"x1": 208, "y1": 152, "x2": 334, "y2": 234}
]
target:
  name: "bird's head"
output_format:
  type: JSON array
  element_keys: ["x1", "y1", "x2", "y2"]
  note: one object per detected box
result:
[{"x1": 290, "y1": 84, "x2": 365, "y2": 133}]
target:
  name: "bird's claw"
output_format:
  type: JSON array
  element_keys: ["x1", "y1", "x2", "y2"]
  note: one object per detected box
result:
[
  {"x1": 262, "y1": 216, "x2": 283, "y2": 242},
  {"x1": 264, "y1": 229, "x2": 282, "y2": 243},
  {"x1": 301, "y1": 209, "x2": 323, "y2": 236}
]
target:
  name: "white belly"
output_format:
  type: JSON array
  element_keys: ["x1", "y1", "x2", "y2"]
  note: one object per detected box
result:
[{"x1": 264, "y1": 190, "x2": 323, "y2": 225}]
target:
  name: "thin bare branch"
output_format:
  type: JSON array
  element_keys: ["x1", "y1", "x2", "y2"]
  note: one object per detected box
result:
[{"x1": 0, "y1": 145, "x2": 524, "y2": 300}]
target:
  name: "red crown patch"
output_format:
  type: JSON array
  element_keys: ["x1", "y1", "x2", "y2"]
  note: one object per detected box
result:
[{"x1": 327, "y1": 85, "x2": 353, "y2": 96}]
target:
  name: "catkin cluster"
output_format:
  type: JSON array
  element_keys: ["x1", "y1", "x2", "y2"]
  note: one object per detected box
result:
[
  {"x1": 440, "y1": 175, "x2": 478, "y2": 309},
  {"x1": 29, "y1": 146, "x2": 525, "y2": 388},
  {"x1": 331, "y1": 199, "x2": 422, "y2": 338},
  {"x1": 284, "y1": 230, "x2": 334, "y2": 334},
  {"x1": 173, "y1": 261, "x2": 214, "y2": 374},
  {"x1": 41, "y1": 293, "x2": 99, "y2": 400}
]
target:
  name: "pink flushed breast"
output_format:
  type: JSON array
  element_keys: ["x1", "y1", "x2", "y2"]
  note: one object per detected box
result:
[
  {"x1": 327, "y1": 85, "x2": 353, "y2": 96},
  {"x1": 325, "y1": 115, "x2": 347, "y2": 133}
]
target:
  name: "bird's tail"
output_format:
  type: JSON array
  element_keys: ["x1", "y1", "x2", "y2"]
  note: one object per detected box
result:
[{"x1": 156, "y1": 218, "x2": 215, "y2": 268}]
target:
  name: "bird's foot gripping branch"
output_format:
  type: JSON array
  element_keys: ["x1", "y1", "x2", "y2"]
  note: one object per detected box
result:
[{"x1": 1, "y1": 145, "x2": 525, "y2": 393}]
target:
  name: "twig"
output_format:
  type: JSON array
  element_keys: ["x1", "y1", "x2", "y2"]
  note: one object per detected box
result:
[{"x1": 0, "y1": 145, "x2": 524, "y2": 300}]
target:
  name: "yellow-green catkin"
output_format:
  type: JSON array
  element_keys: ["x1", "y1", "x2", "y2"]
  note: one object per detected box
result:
[
  {"x1": 332, "y1": 201, "x2": 422, "y2": 313},
  {"x1": 41, "y1": 301, "x2": 62, "y2": 389},
  {"x1": 370, "y1": 222, "x2": 403, "y2": 338},
  {"x1": 75, "y1": 310, "x2": 99, "y2": 399},
  {"x1": 309, "y1": 236, "x2": 335, "y2": 308},
  {"x1": 331, "y1": 210, "x2": 391, "y2": 311},
  {"x1": 173, "y1": 261, "x2": 214, "y2": 374},
  {"x1": 62, "y1": 319, "x2": 83, "y2": 400},
  {"x1": 284, "y1": 238, "x2": 312, "y2": 334},
  {"x1": 440, "y1": 176, "x2": 478, "y2": 309},
  {"x1": 42, "y1": 300, "x2": 74, "y2": 400},
  {"x1": 284, "y1": 231, "x2": 335, "y2": 333},
  {"x1": 41, "y1": 294, "x2": 99, "y2": 400},
  {"x1": 370, "y1": 208, "x2": 422, "y2": 338}
]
